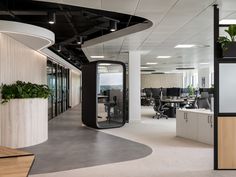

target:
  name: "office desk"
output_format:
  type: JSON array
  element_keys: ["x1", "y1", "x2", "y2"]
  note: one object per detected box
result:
[
  {"x1": 161, "y1": 98, "x2": 195, "y2": 104},
  {"x1": 160, "y1": 98, "x2": 195, "y2": 117}
]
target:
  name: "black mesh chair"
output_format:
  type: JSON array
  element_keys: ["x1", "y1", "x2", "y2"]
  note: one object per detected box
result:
[
  {"x1": 153, "y1": 97, "x2": 169, "y2": 119},
  {"x1": 197, "y1": 98, "x2": 211, "y2": 109}
]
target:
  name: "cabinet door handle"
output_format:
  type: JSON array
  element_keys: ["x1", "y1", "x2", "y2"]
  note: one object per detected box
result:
[
  {"x1": 186, "y1": 113, "x2": 188, "y2": 122},
  {"x1": 208, "y1": 116, "x2": 210, "y2": 123}
]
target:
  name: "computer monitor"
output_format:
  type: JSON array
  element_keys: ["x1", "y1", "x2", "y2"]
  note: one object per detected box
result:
[{"x1": 167, "y1": 88, "x2": 180, "y2": 97}]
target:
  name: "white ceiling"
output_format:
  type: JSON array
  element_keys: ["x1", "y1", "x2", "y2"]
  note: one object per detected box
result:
[{"x1": 37, "y1": 0, "x2": 236, "y2": 72}]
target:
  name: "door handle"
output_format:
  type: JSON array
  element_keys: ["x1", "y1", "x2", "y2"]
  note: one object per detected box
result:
[{"x1": 210, "y1": 116, "x2": 213, "y2": 128}]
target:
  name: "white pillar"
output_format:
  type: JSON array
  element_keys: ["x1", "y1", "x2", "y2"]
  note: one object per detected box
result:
[{"x1": 128, "y1": 51, "x2": 141, "y2": 122}]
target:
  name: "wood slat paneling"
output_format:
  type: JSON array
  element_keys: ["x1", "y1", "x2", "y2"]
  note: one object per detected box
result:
[
  {"x1": 218, "y1": 117, "x2": 236, "y2": 169},
  {"x1": 0, "y1": 33, "x2": 48, "y2": 148}
]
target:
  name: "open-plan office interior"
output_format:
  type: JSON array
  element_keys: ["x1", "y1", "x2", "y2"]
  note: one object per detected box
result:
[{"x1": 1, "y1": 0, "x2": 236, "y2": 176}]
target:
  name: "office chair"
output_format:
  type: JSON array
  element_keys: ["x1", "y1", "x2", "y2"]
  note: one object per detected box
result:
[
  {"x1": 197, "y1": 97, "x2": 211, "y2": 109},
  {"x1": 153, "y1": 97, "x2": 169, "y2": 119}
]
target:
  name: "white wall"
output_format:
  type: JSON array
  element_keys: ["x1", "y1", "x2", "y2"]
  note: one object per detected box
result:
[
  {"x1": 141, "y1": 73, "x2": 183, "y2": 88},
  {"x1": 70, "y1": 70, "x2": 81, "y2": 107}
]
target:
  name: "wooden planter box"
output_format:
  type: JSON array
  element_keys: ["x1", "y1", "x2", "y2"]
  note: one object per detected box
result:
[
  {"x1": 0, "y1": 98, "x2": 48, "y2": 148},
  {"x1": 223, "y1": 42, "x2": 236, "y2": 58}
]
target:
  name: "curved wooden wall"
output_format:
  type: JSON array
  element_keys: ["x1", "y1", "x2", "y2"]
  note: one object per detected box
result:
[{"x1": 0, "y1": 99, "x2": 48, "y2": 148}]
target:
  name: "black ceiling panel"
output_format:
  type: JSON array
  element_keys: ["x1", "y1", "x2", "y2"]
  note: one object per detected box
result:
[{"x1": 0, "y1": 0, "x2": 147, "y2": 69}]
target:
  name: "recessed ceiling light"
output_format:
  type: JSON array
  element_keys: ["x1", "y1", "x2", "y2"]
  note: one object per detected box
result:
[
  {"x1": 156, "y1": 56, "x2": 171, "y2": 59},
  {"x1": 99, "y1": 63, "x2": 111, "y2": 66},
  {"x1": 146, "y1": 62, "x2": 158, "y2": 65},
  {"x1": 90, "y1": 56, "x2": 105, "y2": 59},
  {"x1": 141, "y1": 66, "x2": 149, "y2": 69},
  {"x1": 220, "y1": 19, "x2": 236, "y2": 25},
  {"x1": 175, "y1": 44, "x2": 196, "y2": 48},
  {"x1": 200, "y1": 62, "x2": 210, "y2": 65}
]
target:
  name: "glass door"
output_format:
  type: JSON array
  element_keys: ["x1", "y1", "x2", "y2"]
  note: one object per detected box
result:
[{"x1": 97, "y1": 62, "x2": 125, "y2": 128}]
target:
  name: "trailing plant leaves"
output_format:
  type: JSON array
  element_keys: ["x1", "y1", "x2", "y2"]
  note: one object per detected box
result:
[{"x1": 0, "y1": 81, "x2": 52, "y2": 104}]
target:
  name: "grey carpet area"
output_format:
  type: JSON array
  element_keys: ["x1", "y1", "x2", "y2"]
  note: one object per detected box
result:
[{"x1": 22, "y1": 106, "x2": 152, "y2": 174}]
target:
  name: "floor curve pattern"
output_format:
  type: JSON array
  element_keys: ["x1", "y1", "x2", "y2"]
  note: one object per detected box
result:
[{"x1": 22, "y1": 106, "x2": 152, "y2": 174}]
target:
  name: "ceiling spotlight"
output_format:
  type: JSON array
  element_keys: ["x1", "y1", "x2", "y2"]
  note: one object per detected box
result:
[
  {"x1": 68, "y1": 55, "x2": 71, "y2": 60},
  {"x1": 48, "y1": 12, "x2": 56, "y2": 24},
  {"x1": 57, "y1": 45, "x2": 62, "y2": 52},
  {"x1": 110, "y1": 21, "x2": 117, "y2": 32},
  {"x1": 77, "y1": 36, "x2": 83, "y2": 45}
]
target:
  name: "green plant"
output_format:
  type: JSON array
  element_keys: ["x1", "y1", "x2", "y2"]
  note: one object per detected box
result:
[
  {"x1": 0, "y1": 81, "x2": 51, "y2": 104},
  {"x1": 187, "y1": 85, "x2": 195, "y2": 96},
  {"x1": 218, "y1": 25, "x2": 236, "y2": 51}
]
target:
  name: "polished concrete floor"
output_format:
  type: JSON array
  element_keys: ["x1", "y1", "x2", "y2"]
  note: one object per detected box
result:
[
  {"x1": 30, "y1": 106, "x2": 236, "y2": 177},
  {"x1": 23, "y1": 106, "x2": 152, "y2": 174}
]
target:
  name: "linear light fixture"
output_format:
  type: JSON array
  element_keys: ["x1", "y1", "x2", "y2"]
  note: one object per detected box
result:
[
  {"x1": 176, "y1": 67, "x2": 195, "y2": 70},
  {"x1": 175, "y1": 44, "x2": 196, "y2": 48},
  {"x1": 200, "y1": 62, "x2": 210, "y2": 65},
  {"x1": 141, "y1": 66, "x2": 149, "y2": 69},
  {"x1": 219, "y1": 19, "x2": 236, "y2": 25},
  {"x1": 156, "y1": 56, "x2": 171, "y2": 59},
  {"x1": 99, "y1": 63, "x2": 111, "y2": 66},
  {"x1": 146, "y1": 62, "x2": 158, "y2": 65},
  {"x1": 90, "y1": 55, "x2": 104, "y2": 59}
]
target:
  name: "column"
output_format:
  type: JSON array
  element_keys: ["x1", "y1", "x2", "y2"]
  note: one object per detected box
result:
[{"x1": 128, "y1": 51, "x2": 141, "y2": 122}]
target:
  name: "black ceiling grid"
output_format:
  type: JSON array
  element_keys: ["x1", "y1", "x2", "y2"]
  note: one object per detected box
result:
[{"x1": 0, "y1": 0, "x2": 146, "y2": 69}]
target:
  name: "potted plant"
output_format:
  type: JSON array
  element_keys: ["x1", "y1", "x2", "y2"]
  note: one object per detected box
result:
[
  {"x1": 218, "y1": 25, "x2": 236, "y2": 57},
  {"x1": 187, "y1": 85, "x2": 195, "y2": 96},
  {"x1": 0, "y1": 81, "x2": 51, "y2": 148}
]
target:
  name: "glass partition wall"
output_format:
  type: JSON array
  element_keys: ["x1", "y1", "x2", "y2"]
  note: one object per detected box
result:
[{"x1": 47, "y1": 60, "x2": 70, "y2": 120}]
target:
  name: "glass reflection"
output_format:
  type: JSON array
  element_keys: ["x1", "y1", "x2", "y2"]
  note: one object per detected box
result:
[{"x1": 97, "y1": 63, "x2": 124, "y2": 128}]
